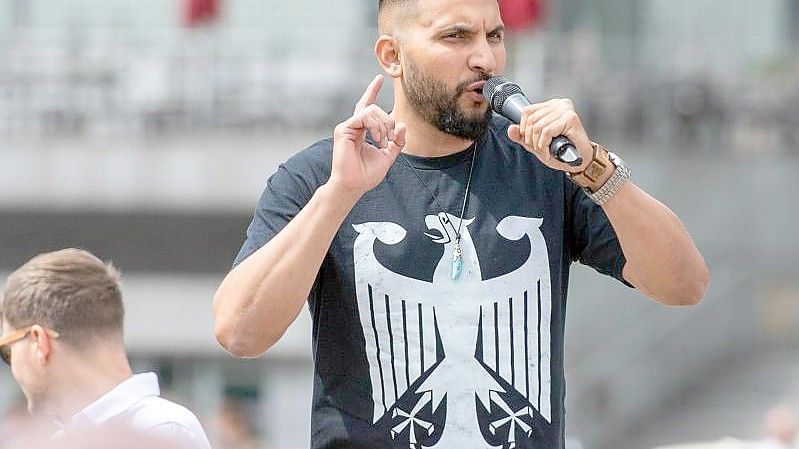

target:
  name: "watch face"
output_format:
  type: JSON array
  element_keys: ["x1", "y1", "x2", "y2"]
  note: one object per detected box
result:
[{"x1": 584, "y1": 161, "x2": 606, "y2": 180}]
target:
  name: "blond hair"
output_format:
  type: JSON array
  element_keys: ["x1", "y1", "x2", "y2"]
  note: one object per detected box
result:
[{"x1": 1, "y1": 248, "x2": 124, "y2": 347}]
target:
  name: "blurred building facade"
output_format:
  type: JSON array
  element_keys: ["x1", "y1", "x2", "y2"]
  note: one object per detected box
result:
[
  {"x1": 0, "y1": 0, "x2": 797, "y2": 150},
  {"x1": 1, "y1": 1, "x2": 798, "y2": 449}
]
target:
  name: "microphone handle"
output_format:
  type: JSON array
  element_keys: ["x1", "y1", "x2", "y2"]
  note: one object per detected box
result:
[
  {"x1": 550, "y1": 136, "x2": 583, "y2": 167},
  {"x1": 502, "y1": 94, "x2": 583, "y2": 167}
]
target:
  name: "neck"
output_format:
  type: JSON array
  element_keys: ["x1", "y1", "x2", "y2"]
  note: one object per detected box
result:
[
  {"x1": 41, "y1": 344, "x2": 133, "y2": 423},
  {"x1": 391, "y1": 88, "x2": 475, "y2": 158}
]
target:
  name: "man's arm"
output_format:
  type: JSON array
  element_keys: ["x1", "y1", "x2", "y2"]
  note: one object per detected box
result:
[
  {"x1": 213, "y1": 185, "x2": 361, "y2": 357},
  {"x1": 509, "y1": 98, "x2": 710, "y2": 306},
  {"x1": 600, "y1": 181, "x2": 708, "y2": 305},
  {"x1": 213, "y1": 75, "x2": 406, "y2": 357}
]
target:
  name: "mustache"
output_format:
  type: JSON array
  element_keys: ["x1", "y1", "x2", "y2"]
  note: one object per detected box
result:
[{"x1": 456, "y1": 73, "x2": 492, "y2": 96}]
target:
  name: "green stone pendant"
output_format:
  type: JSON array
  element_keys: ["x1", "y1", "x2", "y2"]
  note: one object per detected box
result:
[{"x1": 451, "y1": 243, "x2": 463, "y2": 280}]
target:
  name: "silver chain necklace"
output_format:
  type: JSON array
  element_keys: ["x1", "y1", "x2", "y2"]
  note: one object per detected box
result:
[{"x1": 398, "y1": 143, "x2": 478, "y2": 280}]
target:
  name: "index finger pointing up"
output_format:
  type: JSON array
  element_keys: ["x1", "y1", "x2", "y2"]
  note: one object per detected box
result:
[{"x1": 355, "y1": 74, "x2": 384, "y2": 113}]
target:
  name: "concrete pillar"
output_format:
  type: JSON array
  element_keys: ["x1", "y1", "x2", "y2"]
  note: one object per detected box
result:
[{"x1": 261, "y1": 359, "x2": 314, "y2": 449}]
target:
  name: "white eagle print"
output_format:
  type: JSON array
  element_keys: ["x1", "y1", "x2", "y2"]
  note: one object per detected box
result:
[{"x1": 353, "y1": 213, "x2": 553, "y2": 448}]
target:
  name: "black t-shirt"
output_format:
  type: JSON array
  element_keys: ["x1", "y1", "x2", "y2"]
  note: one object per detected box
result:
[{"x1": 235, "y1": 115, "x2": 629, "y2": 449}]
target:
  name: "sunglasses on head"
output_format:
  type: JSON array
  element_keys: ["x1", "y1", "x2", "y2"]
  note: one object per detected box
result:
[{"x1": 0, "y1": 326, "x2": 60, "y2": 366}]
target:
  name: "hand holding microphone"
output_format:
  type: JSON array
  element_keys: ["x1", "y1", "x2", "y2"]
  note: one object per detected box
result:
[{"x1": 483, "y1": 77, "x2": 592, "y2": 171}]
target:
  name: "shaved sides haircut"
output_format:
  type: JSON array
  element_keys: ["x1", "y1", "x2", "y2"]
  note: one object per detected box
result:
[
  {"x1": 1, "y1": 248, "x2": 124, "y2": 348},
  {"x1": 377, "y1": 0, "x2": 415, "y2": 13},
  {"x1": 377, "y1": 0, "x2": 417, "y2": 33}
]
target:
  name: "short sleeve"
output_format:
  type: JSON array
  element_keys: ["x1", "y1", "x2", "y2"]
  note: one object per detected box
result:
[
  {"x1": 233, "y1": 140, "x2": 332, "y2": 267},
  {"x1": 565, "y1": 178, "x2": 633, "y2": 287},
  {"x1": 233, "y1": 165, "x2": 314, "y2": 266}
]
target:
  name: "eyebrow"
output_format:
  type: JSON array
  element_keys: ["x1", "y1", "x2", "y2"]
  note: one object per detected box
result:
[
  {"x1": 488, "y1": 25, "x2": 506, "y2": 35},
  {"x1": 438, "y1": 23, "x2": 506, "y2": 35}
]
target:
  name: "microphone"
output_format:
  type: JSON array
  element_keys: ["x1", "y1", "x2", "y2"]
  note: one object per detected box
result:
[{"x1": 483, "y1": 76, "x2": 583, "y2": 167}]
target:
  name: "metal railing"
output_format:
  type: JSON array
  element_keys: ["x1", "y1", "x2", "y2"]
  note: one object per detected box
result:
[{"x1": 0, "y1": 25, "x2": 797, "y2": 155}]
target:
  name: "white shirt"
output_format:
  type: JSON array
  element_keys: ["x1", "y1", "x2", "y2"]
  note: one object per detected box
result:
[
  {"x1": 755, "y1": 439, "x2": 796, "y2": 449},
  {"x1": 60, "y1": 372, "x2": 211, "y2": 449}
]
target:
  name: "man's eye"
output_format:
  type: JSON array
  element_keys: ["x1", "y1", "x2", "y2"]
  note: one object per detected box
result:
[{"x1": 445, "y1": 33, "x2": 464, "y2": 39}]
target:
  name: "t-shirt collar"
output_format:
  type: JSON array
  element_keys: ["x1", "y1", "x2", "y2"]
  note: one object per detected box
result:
[
  {"x1": 400, "y1": 141, "x2": 477, "y2": 170},
  {"x1": 396, "y1": 129, "x2": 489, "y2": 171}
]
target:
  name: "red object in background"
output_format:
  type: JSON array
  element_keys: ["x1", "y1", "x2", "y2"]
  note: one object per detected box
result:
[
  {"x1": 499, "y1": 0, "x2": 546, "y2": 32},
  {"x1": 184, "y1": 0, "x2": 220, "y2": 27}
]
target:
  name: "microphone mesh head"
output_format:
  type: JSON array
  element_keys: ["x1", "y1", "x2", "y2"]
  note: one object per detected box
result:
[{"x1": 483, "y1": 76, "x2": 524, "y2": 114}]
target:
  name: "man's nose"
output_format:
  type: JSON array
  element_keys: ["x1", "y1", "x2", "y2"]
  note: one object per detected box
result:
[{"x1": 468, "y1": 36, "x2": 498, "y2": 75}]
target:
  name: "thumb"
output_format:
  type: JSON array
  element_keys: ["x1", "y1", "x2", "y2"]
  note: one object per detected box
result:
[
  {"x1": 385, "y1": 122, "x2": 407, "y2": 159},
  {"x1": 507, "y1": 124, "x2": 523, "y2": 144}
]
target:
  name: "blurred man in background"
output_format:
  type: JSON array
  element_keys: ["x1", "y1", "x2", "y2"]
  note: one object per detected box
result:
[
  {"x1": 213, "y1": 0, "x2": 709, "y2": 447},
  {"x1": 757, "y1": 405, "x2": 798, "y2": 449},
  {"x1": 0, "y1": 248, "x2": 211, "y2": 449},
  {"x1": 213, "y1": 399, "x2": 263, "y2": 449}
]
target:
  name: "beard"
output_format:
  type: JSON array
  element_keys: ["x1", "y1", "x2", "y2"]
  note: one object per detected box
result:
[{"x1": 402, "y1": 56, "x2": 492, "y2": 141}]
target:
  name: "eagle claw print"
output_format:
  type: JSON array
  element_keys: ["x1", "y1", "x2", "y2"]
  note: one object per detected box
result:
[{"x1": 353, "y1": 213, "x2": 553, "y2": 448}]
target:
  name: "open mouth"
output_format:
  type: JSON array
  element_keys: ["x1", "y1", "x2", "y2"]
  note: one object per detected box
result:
[{"x1": 466, "y1": 81, "x2": 487, "y2": 95}]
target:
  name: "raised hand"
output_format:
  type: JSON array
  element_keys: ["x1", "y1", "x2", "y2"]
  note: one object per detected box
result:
[{"x1": 327, "y1": 75, "x2": 407, "y2": 199}]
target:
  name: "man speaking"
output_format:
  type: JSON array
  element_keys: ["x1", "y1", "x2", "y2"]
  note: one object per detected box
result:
[{"x1": 213, "y1": 0, "x2": 710, "y2": 447}]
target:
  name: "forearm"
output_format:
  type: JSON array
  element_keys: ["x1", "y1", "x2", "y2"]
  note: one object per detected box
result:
[
  {"x1": 602, "y1": 181, "x2": 709, "y2": 305},
  {"x1": 506, "y1": 97, "x2": 709, "y2": 304},
  {"x1": 213, "y1": 183, "x2": 359, "y2": 357}
]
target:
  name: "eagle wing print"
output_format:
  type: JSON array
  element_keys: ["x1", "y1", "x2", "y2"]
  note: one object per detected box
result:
[{"x1": 352, "y1": 221, "x2": 445, "y2": 423}]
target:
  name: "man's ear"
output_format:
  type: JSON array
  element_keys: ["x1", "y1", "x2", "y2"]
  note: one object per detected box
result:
[
  {"x1": 29, "y1": 325, "x2": 53, "y2": 365},
  {"x1": 375, "y1": 35, "x2": 403, "y2": 78}
]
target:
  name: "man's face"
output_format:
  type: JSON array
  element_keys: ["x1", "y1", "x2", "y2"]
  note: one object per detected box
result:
[
  {"x1": 398, "y1": 0, "x2": 506, "y2": 139},
  {"x1": 1, "y1": 321, "x2": 48, "y2": 415}
]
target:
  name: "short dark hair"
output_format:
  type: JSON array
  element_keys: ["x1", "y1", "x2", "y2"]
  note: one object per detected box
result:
[
  {"x1": 378, "y1": 0, "x2": 417, "y2": 33},
  {"x1": 378, "y1": 0, "x2": 411, "y2": 12},
  {"x1": 1, "y1": 249, "x2": 124, "y2": 347}
]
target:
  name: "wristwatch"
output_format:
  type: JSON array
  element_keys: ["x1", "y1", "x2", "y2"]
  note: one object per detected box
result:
[{"x1": 568, "y1": 142, "x2": 631, "y2": 205}]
